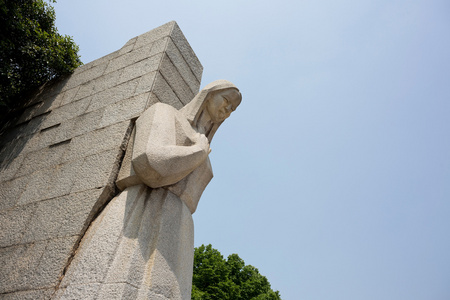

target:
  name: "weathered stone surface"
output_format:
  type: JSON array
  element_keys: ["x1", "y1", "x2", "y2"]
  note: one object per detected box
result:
[
  {"x1": 134, "y1": 21, "x2": 174, "y2": 50},
  {"x1": 134, "y1": 71, "x2": 157, "y2": 96},
  {"x1": 40, "y1": 97, "x2": 91, "y2": 129},
  {"x1": 152, "y1": 72, "x2": 183, "y2": 109},
  {"x1": 0, "y1": 21, "x2": 204, "y2": 298},
  {"x1": 117, "y1": 53, "x2": 162, "y2": 85},
  {"x1": 0, "y1": 176, "x2": 28, "y2": 210},
  {"x1": 58, "y1": 80, "x2": 241, "y2": 300},
  {"x1": 0, "y1": 154, "x2": 24, "y2": 182},
  {"x1": 0, "y1": 288, "x2": 54, "y2": 300},
  {"x1": 62, "y1": 62, "x2": 108, "y2": 91},
  {"x1": 0, "y1": 236, "x2": 77, "y2": 293},
  {"x1": 73, "y1": 69, "x2": 122, "y2": 101},
  {"x1": 0, "y1": 202, "x2": 37, "y2": 247},
  {"x1": 87, "y1": 78, "x2": 140, "y2": 113},
  {"x1": 171, "y1": 23, "x2": 203, "y2": 82},
  {"x1": 104, "y1": 37, "x2": 168, "y2": 75},
  {"x1": 15, "y1": 141, "x2": 70, "y2": 177},
  {"x1": 21, "y1": 189, "x2": 103, "y2": 243},
  {"x1": 99, "y1": 93, "x2": 149, "y2": 128},
  {"x1": 166, "y1": 38, "x2": 200, "y2": 94},
  {"x1": 160, "y1": 54, "x2": 194, "y2": 105},
  {"x1": 63, "y1": 121, "x2": 131, "y2": 163},
  {"x1": 70, "y1": 148, "x2": 122, "y2": 193}
]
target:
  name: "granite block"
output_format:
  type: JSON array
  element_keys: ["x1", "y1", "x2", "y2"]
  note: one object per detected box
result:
[{"x1": 159, "y1": 54, "x2": 194, "y2": 105}]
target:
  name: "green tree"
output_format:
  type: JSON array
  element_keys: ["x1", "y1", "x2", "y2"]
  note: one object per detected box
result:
[
  {"x1": 192, "y1": 244, "x2": 281, "y2": 300},
  {"x1": 0, "y1": 0, "x2": 81, "y2": 119}
]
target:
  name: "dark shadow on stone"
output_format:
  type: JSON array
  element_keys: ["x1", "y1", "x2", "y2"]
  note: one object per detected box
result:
[{"x1": 0, "y1": 75, "x2": 71, "y2": 171}]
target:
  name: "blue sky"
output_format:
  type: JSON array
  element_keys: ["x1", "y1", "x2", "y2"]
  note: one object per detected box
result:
[{"x1": 54, "y1": 1, "x2": 450, "y2": 299}]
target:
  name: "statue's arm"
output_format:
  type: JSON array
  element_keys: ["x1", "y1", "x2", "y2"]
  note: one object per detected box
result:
[{"x1": 132, "y1": 103, "x2": 209, "y2": 188}]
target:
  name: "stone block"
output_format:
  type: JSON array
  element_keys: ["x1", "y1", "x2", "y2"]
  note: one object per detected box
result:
[
  {"x1": 134, "y1": 71, "x2": 157, "y2": 96},
  {"x1": 20, "y1": 121, "x2": 74, "y2": 154},
  {"x1": 15, "y1": 140, "x2": 70, "y2": 177},
  {"x1": 27, "y1": 236, "x2": 78, "y2": 290},
  {"x1": 60, "y1": 86, "x2": 81, "y2": 106},
  {"x1": 104, "y1": 38, "x2": 168, "y2": 75},
  {"x1": 0, "y1": 237, "x2": 75, "y2": 293},
  {"x1": 166, "y1": 38, "x2": 200, "y2": 94},
  {"x1": 0, "y1": 202, "x2": 37, "y2": 247},
  {"x1": 44, "y1": 159, "x2": 85, "y2": 200},
  {"x1": 76, "y1": 49, "x2": 120, "y2": 73},
  {"x1": 63, "y1": 120, "x2": 131, "y2": 163},
  {"x1": 152, "y1": 72, "x2": 183, "y2": 109},
  {"x1": 15, "y1": 92, "x2": 62, "y2": 125},
  {"x1": 123, "y1": 36, "x2": 137, "y2": 48},
  {"x1": 70, "y1": 148, "x2": 121, "y2": 193},
  {"x1": 70, "y1": 108, "x2": 105, "y2": 137},
  {"x1": 0, "y1": 176, "x2": 28, "y2": 210},
  {"x1": 171, "y1": 23, "x2": 203, "y2": 82},
  {"x1": 99, "y1": 93, "x2": 149, "y2": 128},
  {"x1": 21, "y1": 189, "x2": 103, "y2": 244},
  {"x1": 0, "y1": 288, "x2": 54, "y2": 300},
  {"x1": 73, "y1": 69, "x2": 122, "y2": 101},
  {"x1": 145, "y1": 92, "x2": 160, "y2": 109},
  {"x1": 0, "y1": 154, "x2": 25, "y2": 182},
  {"x1": 17, "y1": 166, "x2": 56, "y2": 205},
  {"x1": 159, "y1": 54, "x2": 194, "y2": 105},
  {"x1": 134, "y1": 21, "x2": 174, "y2": 50},
  {"x1": 40, "y1": 97, "x2": 91, "y2": 129},
  {"x1": 0, "y1": 242, "x2": 47, "y2": 293},
  {"x1": 150, "y1": 36, "x2": 170, "y2": 55},
  {"x1": 117, "y1": 53, "x2": 163, "y2": 85},
  {"x1": 0, "y1": 118, "x2": 40, "y2": 148},
  {"x1": 59, "y1": 189, "x2": 135, "y2": 287},
  {"x1": 117, "y1": 44, "x2": 134, "y2": 56},
  {"x1": 62, "y1": 62, "x2": 108, "y2": 91},
  {"x1": 87, "y1": 78, "x2": 140, "y2": 113},
  {"x1": 23, "y1": 77, "x2": 67, "y2": 109}
]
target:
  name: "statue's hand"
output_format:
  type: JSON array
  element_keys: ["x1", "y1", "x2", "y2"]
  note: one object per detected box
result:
[{"x1": 195, "y1": 133, "x2": 211, "y2": 154}]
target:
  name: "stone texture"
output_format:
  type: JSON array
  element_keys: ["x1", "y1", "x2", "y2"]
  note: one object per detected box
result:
[
  {"x1": 28, "y1": 192, "x2": 94, "y2": 241},
  {"x1": 0, "y1": 236, "x2": 78, "y2": 294},
  {"x1": 159, "y1": 54, "x2": 194, "y2": 105},
  {"x1": 0, "y1": 21, "x2": 203, "y2": 298},
  {"x1": 0, "y1": 288, "x2": 54, "y2": 300},
  {"x1": 152, "y1": 72, "x2": 183, "y2": 109},
  {"x1": 171, "y1": 23, "x2": 203, "y2": 82},
  {"x1": 0, "y1": 202, "x2": 37, "y2": 247},
  {"x1": 87, "y1": 78, "x2": 140, "y2": 113},
  {"x1": 0, "y1": 176, "x2": 28, "y2": 210},
  {"x1": 117, "y1": 53, "x2": 162, "y2": 85},
  {"x1": 165, "y1": 39, "x2": 200, "y2": 94}
]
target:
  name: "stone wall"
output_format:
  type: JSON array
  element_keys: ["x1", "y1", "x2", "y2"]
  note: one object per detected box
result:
[{"x1": 0, "y1": 21, "x2": 202, "y2": 299}]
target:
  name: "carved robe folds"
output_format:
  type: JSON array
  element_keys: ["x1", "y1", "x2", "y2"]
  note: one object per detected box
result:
[{"x1": 56, "y1": 104, "x2": 212, "y2": 300}]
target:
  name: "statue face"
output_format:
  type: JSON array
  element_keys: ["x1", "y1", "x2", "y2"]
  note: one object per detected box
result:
[{"x1": 206, "y1": 89, "x2": 241, "y2": 123}]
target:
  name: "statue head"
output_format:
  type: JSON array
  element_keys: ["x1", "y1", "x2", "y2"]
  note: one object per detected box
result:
[
  {"x1": 181, "y1": 80, "x2": 241, "y2": 140},
  {"x1": 205, "y1": 87, "x2": 241, "y2": 123}
]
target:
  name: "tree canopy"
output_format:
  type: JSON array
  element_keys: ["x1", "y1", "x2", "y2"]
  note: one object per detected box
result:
[
  {"x1": 0, "y1": 0, "x2": 81, "y2": 118},
  {"x1": 192, "y1": 244, "x2": 281, "y2": 300}
]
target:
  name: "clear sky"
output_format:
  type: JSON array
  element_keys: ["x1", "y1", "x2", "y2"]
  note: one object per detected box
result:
[{"x1": 53, "y1": 1, "x2": 450, "y2": 299}]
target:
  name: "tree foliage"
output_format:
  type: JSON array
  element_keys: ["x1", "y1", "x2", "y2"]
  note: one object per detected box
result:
[
  {"x1": 192, "y1": 244, "x2": 281, "y2": 300},
  {"x1": 0, "y1": 0, "x2": 81, "y2": 117}
]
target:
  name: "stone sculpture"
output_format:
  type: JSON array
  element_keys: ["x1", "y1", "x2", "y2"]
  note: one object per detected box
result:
[{"x1": 56, "y1": 80, "x2": 241, "y2": 299}]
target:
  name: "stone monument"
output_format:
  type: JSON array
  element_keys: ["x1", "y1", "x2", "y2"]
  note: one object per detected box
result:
[{"x1": 0, "y1": 21, "x2": 241, "y2": 299}]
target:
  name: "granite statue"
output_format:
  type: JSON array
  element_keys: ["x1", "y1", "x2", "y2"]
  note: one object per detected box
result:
[{"x1": 56, "y1": 80, "x2": 241, "y2": 299}]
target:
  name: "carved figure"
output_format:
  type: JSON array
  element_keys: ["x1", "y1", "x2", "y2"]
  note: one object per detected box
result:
[{"x1": 57, "y1": 80, "x2": 241, "y2": 300}]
